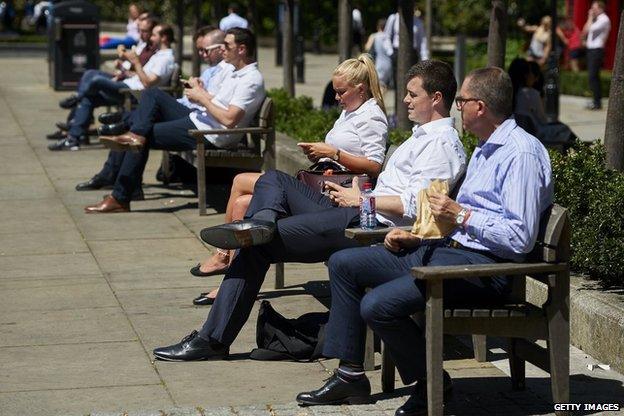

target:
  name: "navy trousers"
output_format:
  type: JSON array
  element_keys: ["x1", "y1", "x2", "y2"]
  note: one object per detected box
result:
[
  {"x1": 109, "y1": 88, "x2": 200, "y2": 202},
  {"x1": 198, "y1": 170, "x2": 362, "y2": 345},
  {"x1": 586, "y1": 48, "x2": 604, "y2": 107},
  {"x1": 322, "y1": 243, "x2": 510, "y2": 385},
  {"x1": 68, "y1": 72, "x2": 127, "y2": 138}
]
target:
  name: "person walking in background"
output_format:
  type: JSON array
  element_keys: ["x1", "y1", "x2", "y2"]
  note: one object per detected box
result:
[
  {"x1": 365, "y1": 18, "x2": 393, "y2": 92},
  {"x1": 517, "y1": 15, "x2": 552, "y2": 67},
  {"x1": 100, "y1": 3, "x2": 142, "y2": 49},
  {"x1": 558, "y1": 18, "x2": 583, "y2": 72},
  {"x1": 582, "y1": 0, "x2": 610, "y2": 110},
  {"x1": 352, "y1": 7, "x2": 365, "y2": 53},
  {"x1": 219, "y1": 3, "x2": 248, "y2": 31}
]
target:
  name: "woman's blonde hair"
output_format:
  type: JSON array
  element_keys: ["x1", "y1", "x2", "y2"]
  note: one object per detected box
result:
[{"x1": 333, "y1": 53, "x2": 386, "y2": 114}]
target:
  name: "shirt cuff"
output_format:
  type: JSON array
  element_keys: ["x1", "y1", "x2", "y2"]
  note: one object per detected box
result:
[
  {"x1": 463, "y1": 210, "x2": 489, "y2": 242},
  {"x1": 400, "y1": 192, "x2": 416, "y2": 219}
]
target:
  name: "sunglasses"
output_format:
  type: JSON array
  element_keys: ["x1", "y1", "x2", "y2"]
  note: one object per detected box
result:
[{"x1": 200, "y1": 43, "x2": 224, "y2": 53}]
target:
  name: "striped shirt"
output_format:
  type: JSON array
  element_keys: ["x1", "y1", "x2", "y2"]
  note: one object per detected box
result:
[{"x1": 450, "y1": 118, "x2": 553, "y2": 262}]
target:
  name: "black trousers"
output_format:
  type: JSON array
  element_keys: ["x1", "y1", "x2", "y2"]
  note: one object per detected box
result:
[
  {"x1": 586, "y1": 48, "x2": 604, "y2": 107},
  {"x1": 198, "y1": 170, "x2": 363, "y2": 345}
]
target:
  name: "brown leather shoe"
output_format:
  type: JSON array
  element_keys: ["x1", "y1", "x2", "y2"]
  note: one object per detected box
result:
[
  {"x1": 99, "y1": 132, "x2": 146, "y2": 152},
  {"x1": 84, "y1": 195, "x2": 130, "y2": 214}
]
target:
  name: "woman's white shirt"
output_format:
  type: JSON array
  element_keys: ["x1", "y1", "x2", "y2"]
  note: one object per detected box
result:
[{"x1": 324, "y1": 98, "x2": 387, "y2": 166}]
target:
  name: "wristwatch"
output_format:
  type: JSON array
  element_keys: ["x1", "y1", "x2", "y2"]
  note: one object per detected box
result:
[
  {"x1": 455, "y1": 208, "x2": 468, "y2": 226},
  {"x1": 332, "y1": 149, "x2": 341, "y2": 161}
]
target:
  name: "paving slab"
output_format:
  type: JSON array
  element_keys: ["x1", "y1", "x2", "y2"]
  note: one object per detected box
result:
[
  {"x1": 0, "y1": 173, "x2": 57, "y2": 200},
  {"x1": 0, "y1": 230, "x2": 88, "y2": 256},
  {"x1": 0, "y1": 198, "x2": 75, "y2": 235},
  {"x1": 0, "y1": 252, "x2": 101, "y2": 279}
]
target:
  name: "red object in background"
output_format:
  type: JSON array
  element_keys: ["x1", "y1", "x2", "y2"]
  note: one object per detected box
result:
[{"x1": 568, "y1": 0, "x2": 621, "y2": 69}]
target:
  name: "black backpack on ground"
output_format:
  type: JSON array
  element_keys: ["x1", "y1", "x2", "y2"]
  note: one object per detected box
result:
[{"x1": 250, "y1": 300, "x2": 329, "y2": 362}]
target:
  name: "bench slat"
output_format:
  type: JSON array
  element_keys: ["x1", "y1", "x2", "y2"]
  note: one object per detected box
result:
[{"x1": 412, "y1": 262, "x2": 568, "y2": 280}]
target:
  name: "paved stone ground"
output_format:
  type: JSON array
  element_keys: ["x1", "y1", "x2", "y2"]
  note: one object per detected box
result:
[{"x1": 0, "y1": 48, "x2": 622, "y2": 416}]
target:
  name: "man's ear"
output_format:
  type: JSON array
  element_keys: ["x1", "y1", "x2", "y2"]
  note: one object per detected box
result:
[{"x1": 432, "y1": 91, "x2": 443, "y2": 107}]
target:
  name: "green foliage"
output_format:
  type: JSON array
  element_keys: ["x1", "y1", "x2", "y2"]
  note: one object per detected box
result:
[
  {"x1": 267, "y1": 88, "x2": 340, "y2": 143},
  {"x1": 559, "y1": 70, "x2": 611, "y2": 98},
  {"x1": 550, "y1": 143, "x2": 624, "y2": 287}
]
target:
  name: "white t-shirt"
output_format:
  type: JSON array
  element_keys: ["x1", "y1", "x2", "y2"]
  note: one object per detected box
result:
[
  {"x1": 384, "y1": 12, "x2": 430, "y2": 60},
  {"x1": 123, "y1": 48, "x2": 175, "y2": 90},
  {"x1": 177, "y1": 61, "x2": 234, "y2": 110},
  {"x1": 373, "y1": 117, "x2": 466, "y2": 226},
  {"x1": 189, "y1": 62, "x2": 265, "y2": 149},
  {"x1": 587, "y1": 12, "x2": 611, "y2": 49},
  {"x1": 219, "y1": 13, "x2": 249, "y2": 31},
  {"x1": 324, "y1": 98, "x2": 387, "y2": 166}
]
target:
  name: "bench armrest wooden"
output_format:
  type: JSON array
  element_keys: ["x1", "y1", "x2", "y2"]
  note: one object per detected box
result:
[
  {"x1": 412, "y1": 262, "x2": 569, "y2": 281},
  {"x1": 189, "y1": 127, "x2": 274, "y2": 139},
  {"x1": 344, "y1": 226, "x2": 412, "y2": 245}
]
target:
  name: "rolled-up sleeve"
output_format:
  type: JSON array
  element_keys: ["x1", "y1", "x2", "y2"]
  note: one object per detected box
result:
[{"x1": 352, "y1": 113, "x2": 387, "y2": 165}]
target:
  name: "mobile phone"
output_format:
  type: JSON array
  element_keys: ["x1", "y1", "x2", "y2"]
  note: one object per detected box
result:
[{"x1": 179, "y1": 77, "x2": 192, "y2": 88}]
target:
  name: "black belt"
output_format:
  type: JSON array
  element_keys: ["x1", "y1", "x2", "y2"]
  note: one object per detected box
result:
[{"x1": 445, "y1": 239, "x2": 505, "y2": 263}]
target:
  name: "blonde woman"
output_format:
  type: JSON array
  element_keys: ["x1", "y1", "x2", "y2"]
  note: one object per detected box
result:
[
  {"x1": 191, "y1": 54, "x2": 388, "y2": 305},
  {"x1": 518, "y1": 16, "x2": 552, "y2": 67}
]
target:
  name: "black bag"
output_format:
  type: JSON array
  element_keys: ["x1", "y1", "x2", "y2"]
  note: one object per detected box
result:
[
  {"x1": 250, "y1": 300, "x2": 329, "y2": 362},
  {"x1": 296, "y1": 160, "x2": 370, "y2": 194}
]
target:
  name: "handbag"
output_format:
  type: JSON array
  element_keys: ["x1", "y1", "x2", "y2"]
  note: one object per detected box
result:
[{"x1": 295, "y1": 160, "x2": 370, "y2": 194}]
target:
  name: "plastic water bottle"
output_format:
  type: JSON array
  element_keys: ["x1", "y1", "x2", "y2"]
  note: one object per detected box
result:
[{"x1": 359, "y1": 182, "x2": 377, "y2": 230}]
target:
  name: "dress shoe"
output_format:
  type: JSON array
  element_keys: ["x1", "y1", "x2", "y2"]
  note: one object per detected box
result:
[
  {"x1": 59, "y1": 94, "x2": 79, "y2": 109},
  {"x1": 190, "y1": 263, "x2": 228, "y2": 277},
  {"x1": 296, "y1": 370, "x2": 371, "y2": 406},
  {"x1": 84, "y1": 195, "x2": 129, "y2": 213},
  {"x1": 99, "y1": 132, "x2": 146, "y2": 152},
  {"x1": 585, "y1": 102, "x2": 602, "y2": 111},
  {"x1": 200, "y1": 219, "x2": 276, "y2": 249},
  {"x1": 395, "y1": 371, "x2": 453, "y2": 416},
  {"x1": 98, "y1": 111, "x2": 123, "y2": 125},
  {"x1": 55, "y1": 121, "x2": 69, "y2": 131},
  {"x1": 153, "y1": 330, "x2": 229, "y2": 361},
  {"x1": 46, "y1": 130, "x2": 66, "y2": 140},
  {"x1": 48, "y1": 136, "x2": 80, "y2": 151},
  {"x1": 98, "y1": 122, "x2": 128, "y2": 136},
  {"x1": 75, "y1": 175, "x2": 113, "y2": 191},
  {"x1": 192, "y1": 292, "x2": 216, "y2": 306}
]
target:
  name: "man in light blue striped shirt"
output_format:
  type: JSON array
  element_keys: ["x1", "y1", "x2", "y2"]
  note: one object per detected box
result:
[{"x1": 297, "y1": 67, "x2": 554, "y2": 414}]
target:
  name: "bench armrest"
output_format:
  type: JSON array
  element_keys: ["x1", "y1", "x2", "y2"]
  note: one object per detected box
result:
[
  {"x1": 412, "y1": 262, "x2": 569, "y2": 281},
  {"x1": 344, "y1": 226, "x2": 412, "y2": 245}
]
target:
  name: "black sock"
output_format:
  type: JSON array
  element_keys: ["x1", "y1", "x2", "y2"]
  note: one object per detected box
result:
[{"x1": 251, "y1": 209, "x2": 277, "y2": 223}]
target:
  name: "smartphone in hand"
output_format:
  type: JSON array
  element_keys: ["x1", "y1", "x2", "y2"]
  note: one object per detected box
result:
[{"x1": 180, "y1": 77, "x2": 192, "y2": 88}]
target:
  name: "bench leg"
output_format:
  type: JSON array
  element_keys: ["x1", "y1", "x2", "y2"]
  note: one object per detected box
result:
[
  {"x1": 426, "y1": 280, "x2": 444, "y2": 416},
  {"x1": 363, "y1": 325, "x2": 375, "y2": 371},
  {"x1": 274, "y1": 262, "x2": 284, "y2": 289},
  {"x1": 472, "y1": 334, "x2": 487, "y2": 362},
  {"x1": 508, "y1": 337, "x2": 526, "y2": 390},
  {"x1": 161, "y1": 151, "x2": 171, "y2": 186},
  {"x1": 197, "y1": 140, "x2": 207, "y2": 216},
  {"x1": 381, "y1": 341, "x2": 395, "y2": 393},
  {"x1": 548, "y1": 270, "x2": 570, "y2": 414}
]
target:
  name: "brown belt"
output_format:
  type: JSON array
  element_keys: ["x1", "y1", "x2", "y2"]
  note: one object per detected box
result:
[{"x1": 445, "y1": 239, "x2": 504, "y2": 262}]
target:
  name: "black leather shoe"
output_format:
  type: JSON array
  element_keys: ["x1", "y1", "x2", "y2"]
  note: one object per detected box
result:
[
  {"x1": 48, "y1": 137, "x2": 80, "y2": 151},
  {"x1": 76, "y1": 175, "x2": 113, "y2": 191},
  {"x1": 59, "y1": 95, "x2": 79, "y2": 109},
  {"x1": 46, "y1": 130, "x2": 66, "y2": 140},
  {"x1": 200, "y1": 219, "x2": 276, "y2": 249},
  {"x1": 192, "y1": 292, "x2": 216, "y2": 306},
  {"x1": 153, "y1": 330, "x2": 229, "y2": 361},
  {"x1": 56, "y1": 121, "x2": 69, "y2": 131},
  {"x1": 296, "y1": 370, "x2": 371, "y2": 406},
  {"x1": 98, "y1": 122, "x2": 128, "y2": 136},
  {"x1": 98, "y1": 111, "x2": 123, "y2": 124},
  {"x1": 395, "y1": 371, "x2": 453, "y2": 416}
]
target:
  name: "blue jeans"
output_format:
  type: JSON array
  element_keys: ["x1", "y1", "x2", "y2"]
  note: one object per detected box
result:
[
  {"x1": 68, "y1": 74, "x2": 127, "y2": 138},
  {"x1": 322, "y1": 242, "x2": 510, "y2": 384}
]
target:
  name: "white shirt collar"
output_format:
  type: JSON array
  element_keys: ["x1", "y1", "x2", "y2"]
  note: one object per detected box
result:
[
  {"x1": 412, "y1": 117, "x2": 454, "y2": 137},
  {"x1": 232, "y1": 62, "x2": 258, "y2": 77}
]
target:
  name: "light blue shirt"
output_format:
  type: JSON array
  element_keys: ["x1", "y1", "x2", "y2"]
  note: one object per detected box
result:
[
  {"x1": 176, "y1": 65, "x2": 220, "y2": 110},
  {"x1": 219, "y1": 13, "x2": 249, "y2": 31},
  {"x1": 450, "y1": 118, "x2": 553, "y2": 261}
]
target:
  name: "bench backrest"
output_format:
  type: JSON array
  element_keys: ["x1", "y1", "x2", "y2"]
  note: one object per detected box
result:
[
  {"x1": 246, "y1": 97, "x2": 274, "y2": 152},
  {"x1": 528, "y1": 204, "x2": 571, "y2": 263}
]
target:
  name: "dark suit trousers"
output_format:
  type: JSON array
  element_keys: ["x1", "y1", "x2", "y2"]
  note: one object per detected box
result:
[
  {"x1": 110, "y1": 88, "x2": 202, "y2": 202},
  {"x1": 198, "y1": 170, "x2": 362, "y2": 345},
  {"x1": 587, "y1": 48, "x2": 604, "y2": 107},
  {"x1": 322, "y1": 243, "x2": 509, "y2": 385}
]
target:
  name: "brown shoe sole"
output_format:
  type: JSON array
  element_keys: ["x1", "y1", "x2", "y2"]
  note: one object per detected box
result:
[{"x1": 99, "y1": 136, "x2": 143, "y2": 152}]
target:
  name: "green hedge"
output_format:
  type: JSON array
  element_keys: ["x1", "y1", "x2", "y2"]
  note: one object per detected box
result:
[
  {"x1": 269, "y1": 88, "x2": 623, "y2": 287},
  {"x1": 559, "y1": 70, "x2": 611, "y2": 98}
]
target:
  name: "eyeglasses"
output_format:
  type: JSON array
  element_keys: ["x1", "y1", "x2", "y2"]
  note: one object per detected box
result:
[
  {"x1": 455, "y1": 97, "x2": 481, "y2": 109},
  {"x1": 200, "y1": 43, "x2": 224, "y2": 54}
]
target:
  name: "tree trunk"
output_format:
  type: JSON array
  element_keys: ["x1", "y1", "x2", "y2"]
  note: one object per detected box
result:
[
  {"x1": 605, "y1": 10, "x2": 624, "y2": 171},
  {"x1": 282, "y1": 0, "x2": 295, "y2": 97},
  {"x1": 487, "y1": 0, "x2": 507, "y2": 68},
  {"x1": 191, "y1": 0, "x2": 201, "y2": 77},
  {"x1": 175, "y1": 0, "x2": 184, "y2": 68},
  {"x1": 397, "y1": 0, "x2": 416, "y2": 131},
  {"x1": 425, "y1": 0, "x2": 432, "y2": 55},
  {"x1": 338, "y1": 0, "x2": 352, "y2": 62}
]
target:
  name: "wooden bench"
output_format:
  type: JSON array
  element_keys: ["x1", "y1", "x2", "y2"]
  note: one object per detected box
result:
[
  {"x1": 117, "y1": 64, "x2": 181, "y2": 112},
  {"x1": 346, "y1": 204, "x2": 571, "y2": 415}
]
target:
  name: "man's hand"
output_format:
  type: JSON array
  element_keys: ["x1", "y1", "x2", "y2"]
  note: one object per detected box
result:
[
  {"x1": 428, "y1": 192, "x2": 462, "y2": 224},
  {"x1": 187, "y1": 77, "x2": 204, "y2": 89},
  {"x1": 184, "y1": 84, "x2": 208, "y2": 104},
  {"x1": 297, "y1": 142, "x2": 338, "y2": 162},
  {"x1": 122, "y1": 50, "x2": 140, "y2": 66},
  {"x1": 324, "y1": 176, "x2": 361, "y2": 207},
  {"x1": 384, "y1": 228, "x2": 421, "y2": 252}
]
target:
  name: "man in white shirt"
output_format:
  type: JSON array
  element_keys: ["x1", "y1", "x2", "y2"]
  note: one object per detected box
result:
[
  {"x1": 49, "y1": 23, "x2": 175, "y2": 151},
  {"x1": 219, "y1": 3, "x2": 249, "y2": 31},
  {"x1": 85, "y1": 27, "x2": 263, "y2": 213},
  {"x1": 151, "y1": 60, "x2": 466, "y2": 362},
  {"x1": 583, "y1": 0, "x2": 611, "y2": 110}
]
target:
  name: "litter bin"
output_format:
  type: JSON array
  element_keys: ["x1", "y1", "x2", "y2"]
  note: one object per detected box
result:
[{"x1": 48, "y1": 0, "x2": 99, "y2": 91}]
